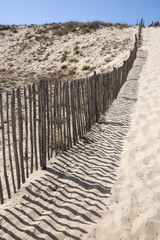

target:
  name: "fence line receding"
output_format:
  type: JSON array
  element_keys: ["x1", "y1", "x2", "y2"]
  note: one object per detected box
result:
[{"x1": 0, "y1": 19, "x2": 143, "y2": 204}]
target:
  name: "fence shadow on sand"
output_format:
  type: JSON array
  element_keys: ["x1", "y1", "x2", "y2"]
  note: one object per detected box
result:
[{"x1": 0, "y1": 48, "x2": 148, "y2": 240}]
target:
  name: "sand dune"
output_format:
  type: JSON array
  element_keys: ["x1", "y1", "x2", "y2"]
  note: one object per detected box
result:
[
  {"x1": 0, "y1": 24, "x2": 137, "y2": 92},
  {"x1": 1, "y1": 27, "x2": 160, "y2": 240}
]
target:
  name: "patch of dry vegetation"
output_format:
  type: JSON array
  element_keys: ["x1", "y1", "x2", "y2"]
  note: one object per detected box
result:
[{"x1": 149, "y1": 21, "x2": 160, "y2": 27}]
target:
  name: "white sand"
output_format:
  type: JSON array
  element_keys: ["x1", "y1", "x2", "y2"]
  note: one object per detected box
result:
[
  {"x1": 83, "y1": 27, "x2": 160, "y2": 240},
  {"x1": 0, "y1": 27, "x2": 160, "y2": 240}
]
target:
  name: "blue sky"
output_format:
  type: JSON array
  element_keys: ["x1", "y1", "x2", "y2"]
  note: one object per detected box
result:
[{"x1": 0, "y1": 0, "x2": 159, "y2": 27}]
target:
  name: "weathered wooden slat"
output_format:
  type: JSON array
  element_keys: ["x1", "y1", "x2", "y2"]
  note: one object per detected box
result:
[
  {"x1": 56, "y1": 81, "x2": 61, "y2": 153},
  {"x1": 74, "y1": 80, "x2": 80, "y2": 141},
  {"x1": 122, "y1": 60, "x2": 127, "y2": 84},
  {"x1": 93, "y1": 76, "x2": 97, "y2": 123},
  {"x1": 119, "y1": 66, "x2": 122, "y2": 89},
  {"x1": 68, "y1": 82, "x2": 72, "y2": 147},
  {"x1": 93, "y1": 72, "x2": 98, "y2": 122},
  {"x1": 59, "y1": 81, "x2": 63, "y2": 151},
  {"x1": 0, "y1": 176, "x2": 4, "y2": 204},
  {"x1": 115, "y1": 68, "x2": 118, "y2": 99},
  {"x1": 66, "y1": 81, "x2": 72, "y2": 148},
  {"x1": 80, "y1": 79, "x2": 86, "y2": 134},
  {"x1": 0, "y1": 93, "x2": 11, "y2": 199},
  {"x1": 65, "y1": 82, "x2": 69, "y2": 149},
  {"x1": 87, "y1": 77, "x2": 91, "y2": 130},
  {"x1": 6, "y1": 92, "x2": 16, "y2": 193},
  {"x1": 24, "y1": 86, "x2": 29, "y2": 178},
  {"x1": 112, "y1": 68, "x2": 115, "y2": 101},
  {"x1": 86, "y1": 78, "x2": 90, "y2": 131},
  {"x1": 62, "y1": 82, "x2": 67, "y2": 151},
  {"x1": 11, "y1": 89, "x2": 21, "y2": 190},
  {"x1": 96, "y1": 74, "x2": 100, "y2": 118},
  {"x1": 98, "y1": 75, "x2": 102, "y2": 117},
  {"x1": 135, "y1": 34, "x2": 137, "y2": 59},
  {"x1": 41, "y1": 81, "x2": 46, "y2": 169},
  {"x1": 32, "y1": 84, "x2": 38, "y2": 170},
  {"x1": 101, "y1": 75, "x2": 104, "y2": 114},
  {"x1": 78, "y1": 79, "x2": 84, "y2": 136},
  {"x1": 50, "y1": 80, "x2": 53, "y2": 157},
  {"x1": 108, "y1": 72, "x2": 112, "y2": 107},
  {"x1": 70, "y1": 81, "x2": 76, "y2": 145},
  {"x1": 38, "y1": 81, "x2": 42, "y2": 167},
  {"x1": 17, "y1": 88, "x2": 25, "y2": 183},
  {"x1": 110, "y1": 70, "x2": 114, "y2": 104},
  {"x1": 46, "y1": 81, "x2": 50, "y2": 160},
  {"x1": 54, "y1": 80, "x2": 58, "y2": 155},
  {"x1": 90, "y1": 76, "x2": 94, "y2": 125},
  {"x1": 29, "y1": 85, "x2": 34, "y2": 173},
  {"x1": 91, "y1": 76, "x2": 94, "y2": 124},
  {"x1": 118, "y1": 67, "x2": 121, "y2": 94},
  {"x1": 102, "y1": 74, "x2": 106, "y2": 114},
  {"x1": 105, "y1": 73, "x2": 109, "y2": 111},
  {"x1": 83, "y1": 79, "x2": 88, "y2": 132},
  {"x1": 106, "y1": 73, "x2": 109, "y2": 111}
]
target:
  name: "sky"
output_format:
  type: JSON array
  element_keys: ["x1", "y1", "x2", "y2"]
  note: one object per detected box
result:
[{"x1": 0, "y1": 0, "x2": 160, "y2": 27}]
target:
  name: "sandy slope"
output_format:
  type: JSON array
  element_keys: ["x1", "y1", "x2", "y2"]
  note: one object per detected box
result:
[
  {"x1": 0, "y1": 24, "x2": 137, "y2": 92},
  {"x1": 0, "y1": 27, "x2": 160, "y2": 240}
]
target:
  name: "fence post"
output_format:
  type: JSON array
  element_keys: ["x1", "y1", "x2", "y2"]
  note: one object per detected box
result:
[
  {"x1": 46, "y1": 80, "x2": 50, "y2": 160},
  {"x1": 29, "y1": 85, "x2": 34, "y2": 173},
  {"x1": 70, "y1": 81, "x2": 76, "y2": 145},
  {"x1": 93, "y1": 71, "x2": 99, "y2": 122},
  {"x1": 62, "y1": 82, "x2": 67, "y2": 151},
  {"x1": 81, "y1": 78, "x2": 87, "y2": 133},
  {"x1": 66, "y1": 81, "x2": 72, "y2": 149},
  {"x1": 6, "y1": 91, "x2": 16, "y2": 193},
  {"x1": 17, "y1": 88, "x2": 25, "y2": 183},
  {"x1": 0, "y1": 93, "x2": 11, "y2": 199},
  {"x1": 50, "y1": 80, "x2": 53, "y2": 156},
  {"x1": 41, "y1": 81, "x2": 46, "y2": 169},
  {"x1": 135, "y1": 34, "x2": 137, "y2": 58},
  {"x1": 0, "y1": 176, "x2": 4, "y2": 204},
  {"x1": 32, "y1": 83, "x2": 38, "y2": 170},
  {"x1": 11, "y1": 89, "x2": 21, "y2": 190},
  {"x1": 38, "y1": 80, "x2": 47, "y2": 169},
  {"x1": 24, "y1": 86, "x2": 29, "y2": 178}
]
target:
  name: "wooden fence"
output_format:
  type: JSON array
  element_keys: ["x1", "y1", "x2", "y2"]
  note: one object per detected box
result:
[{"x1": 0, "y1": 20, "x2": 143, "y2": 205}]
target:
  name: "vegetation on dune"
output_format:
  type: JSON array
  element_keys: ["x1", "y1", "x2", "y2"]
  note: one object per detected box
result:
[
  {"x1": 0, "y1": 20, "x2": 135, "y2": 91},
  {"x1": 149, "y1": 21, "x2": 160, "y2": 27},
  {"x1": 0, "y1": 21, "x2": 132, "y2": 36}
]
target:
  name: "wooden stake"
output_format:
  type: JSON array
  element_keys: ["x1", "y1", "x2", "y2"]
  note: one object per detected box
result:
[
  {"x1": 32, "y1": 84, "x2": 38, "y2": 170},
  {"x1": 11, "y1": 89, "x2": 21, "y2": 190},
  {"x1": 17, "y1": 88, "x2": 25, "y2": 183},
  {"x1": 0, "y1": 93, "x2": 11, "y2": 198},
  {"x1": 24, "y1": 86, "x2": 29, "y2": 178},
  {"x1": 6, "y1": 92, "x2": 16, "y2": 193}
]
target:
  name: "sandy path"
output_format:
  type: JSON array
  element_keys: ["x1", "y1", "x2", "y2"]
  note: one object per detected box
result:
[
  {"x1": 84, "y1": 27, "x2": 160, "y2": 240},
  {"x1": 0, "y1": 27, "x2": 160, "y2": 240}
]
